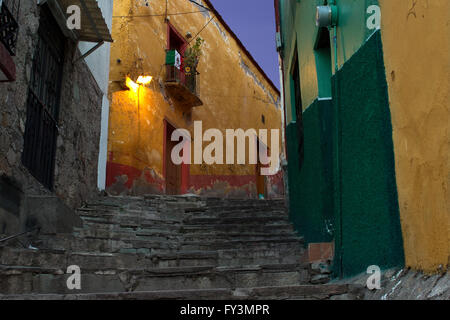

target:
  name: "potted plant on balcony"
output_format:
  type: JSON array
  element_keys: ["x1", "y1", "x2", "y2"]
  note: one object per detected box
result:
[
  {"x1": 184, "y1": 37, "x2": 204, "y2": 75},
  {"x1": 183, "y1": 37, "x2": 204, "y2": 94}
]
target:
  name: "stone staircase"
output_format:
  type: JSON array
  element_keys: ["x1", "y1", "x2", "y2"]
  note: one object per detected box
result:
[{"x1": 0, "y1": 195, "x2": 362, "y2": 300}]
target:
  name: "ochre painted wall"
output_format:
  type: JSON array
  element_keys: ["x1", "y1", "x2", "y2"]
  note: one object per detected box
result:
[
  {"x1": 379, "y1": 0, "x2": 450, "y2": 272},
  {"x1": 107, "y1": 0, "x2": 282, "y2": 197}
]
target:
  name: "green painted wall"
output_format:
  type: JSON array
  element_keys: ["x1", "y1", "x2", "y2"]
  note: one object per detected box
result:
[
  {"x1": 280, "y1": 0, "x2": 379, "y2": 121},
  {"x1": 331, "y1": 31, "x2": 404, "y2": 277},
  {"x1": 279, "y1": 0, "x2": 405, "y2": 278},
  {"x1": 286, "y1": 99, "x2": 335, "y2": 245}
]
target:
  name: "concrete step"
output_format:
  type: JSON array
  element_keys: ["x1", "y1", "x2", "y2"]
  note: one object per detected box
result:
[
  {"x1": 86, "y1": 196, "x2": 285, "y2": 212},
  {"x1": 184, "y1": 216, "x2": 291, "y2": 226},
  {"x1": 77, "y1": 221, "x2": 295, "y2": 239},
  {"x1": 79, "y1": 215, "x2": 182, "y2": 227},
  {"x1": 180, "y1": 223, "x2": 295, "y2": 234},
  {"x1": 35, "y1": 234, "x2": 181, "y2": 254},
  {"x1": 73, "y1": 227, "x2": 182, "y2": 242},
  {"x1": 183, "y1": 210, "x2": 288, "y2": 220},
  {"x1": 78, "y1": 206, "x2": 287, "y2": 220},
  {"x1": 0, "y1": 263, "x2": 310, "y2": 295},
  {"x1": 181, "y1": 238, "x2": 303, "y2": 251},
  {"x1": 76, "y1": 222, "x2": 295, "y2": 237},
  {"x1": 181, "y1": 232, "x2": 301, "y2": 243},
  {"x1": 0, "y1": 195, "x2": 314, "y2": 299},
  {"x1": 0, "y1": 246, "x2": 305, "y2": 271},
  {"x1": 0, "y1": 284, "x2": 363, "y2": 300},
  {"x1": 34, "y1": 236, "x2": 304, "y2": 261}
]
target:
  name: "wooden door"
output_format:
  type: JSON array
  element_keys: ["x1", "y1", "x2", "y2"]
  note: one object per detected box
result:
[
  {"x1": 165, "y1": 123, "x2": 181, "y2": 195},
  {"x1": 256, "y1": 140, "x2": 267, "y2": 199}
]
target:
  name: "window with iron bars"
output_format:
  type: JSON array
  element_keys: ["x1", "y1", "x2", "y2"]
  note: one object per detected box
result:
[
  {"x1": 22, "y1": 4, "x2": 65, "y2": 190},
  {"x1": 0, "y1": 0, "x2": 20, "y2": 56}
]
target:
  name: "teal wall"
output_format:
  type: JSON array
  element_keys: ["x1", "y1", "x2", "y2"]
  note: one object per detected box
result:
[
  {"x1": 279, "y1": 0, "x2": 405, "y2": 277},
  {"x1": 331, "y1": 31, "x2": 404, "y2": 277},
  {"x1": 286, "y1": 99, "x2": 334, "y2": 245},
  {"x1": 280, "y1": 0, "x2": 379, "y2": 118}
]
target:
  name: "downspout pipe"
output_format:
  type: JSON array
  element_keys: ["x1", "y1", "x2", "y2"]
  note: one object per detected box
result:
[
  {"x1": 330, "y1": 0, "x2": 338, "y2": 73},
  {"x1": 329, "y1": 0, "x2": 343, "y2": 278}
]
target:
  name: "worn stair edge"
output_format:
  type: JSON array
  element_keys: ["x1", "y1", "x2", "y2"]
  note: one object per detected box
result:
[{"x1": 0, "y1": 284, "x2": 364, "y2": 300}]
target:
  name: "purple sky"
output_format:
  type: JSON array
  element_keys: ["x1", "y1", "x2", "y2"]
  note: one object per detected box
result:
[{"x1": 209, "y1": 0, "x2": 280, "y2": 89}]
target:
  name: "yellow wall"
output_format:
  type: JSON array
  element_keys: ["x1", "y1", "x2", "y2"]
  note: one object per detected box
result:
[
  {"x1": 108, "y1": 0, "x2": 282, "y2": 194},
  {"x1": 379, "y1": 0, "x2": 450, "y2": 272}
]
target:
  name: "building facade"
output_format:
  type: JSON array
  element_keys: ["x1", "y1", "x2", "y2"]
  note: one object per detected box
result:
[
  {"x1": 106, "y1": 0, "x2": 284, "y2": 199},
  {"x1": 276, "y1": 0, "x2": 449, "y2": 277},
  {"x1": 0, "y1": 0, "x2": 113, "y2": 236}
]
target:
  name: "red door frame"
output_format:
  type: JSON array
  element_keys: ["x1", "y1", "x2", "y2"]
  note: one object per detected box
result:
[
  {"x1": 167, "y1": 22, "x2": 188, "y2": 84},
  {"x1": 163, "y1": 118, "x2": 190, "y2": 194}
]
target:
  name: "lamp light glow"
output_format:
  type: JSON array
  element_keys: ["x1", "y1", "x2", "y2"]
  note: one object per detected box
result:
[
  {"x1": 136, "y1": 75, "x2": 153, "y2": 85},
  {"x1": 126, "y1": 77, "x2": 139, "y2": 91}
]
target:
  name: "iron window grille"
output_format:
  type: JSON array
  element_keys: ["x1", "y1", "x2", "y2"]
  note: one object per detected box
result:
[
  {"x1": 0, "y1": 0, "x2": 20, "y2": 56},
  {"x1": 22, "y1": 5, "x2": 65, "y2": 190}
]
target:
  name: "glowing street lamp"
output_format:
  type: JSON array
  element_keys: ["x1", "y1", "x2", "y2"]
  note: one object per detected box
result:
[
  {"x1": 126, "y1": 75, "x2": 153, "y2": 92},
  {"x1": 126, "y1": 76, "x2": 139, "y2": 92},
  {"x1": 136, "y1": 75, "x2": 153, "y2": 85}
]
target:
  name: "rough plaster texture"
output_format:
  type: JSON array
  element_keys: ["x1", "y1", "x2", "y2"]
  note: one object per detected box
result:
[
  {"x1": 286, "y1": 99, "x2": 334, "y2": 245},
  {"x1": 0, "y1": 2, "x2": 104, "y2": 234},
  {"x1": 379, "y1": 0, "x2": 450, "y2": 272},
  {"x1": 107, "y1": 0, "x2": 283, "y2": 197},
  {"x1": 332, "y1": 31, "x2": 404, "y2": 277}
]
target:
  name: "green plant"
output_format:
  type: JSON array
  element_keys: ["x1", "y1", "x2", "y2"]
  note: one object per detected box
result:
[{"x1": 184, "y1": 37, "x2": 205, "y2": 70}]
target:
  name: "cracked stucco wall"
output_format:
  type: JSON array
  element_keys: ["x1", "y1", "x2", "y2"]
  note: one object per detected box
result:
[
  {"x1": 379, "y1": 0, "x2": 450, "y2": 272},
  {"x1": 107, "y1": 0, "x2": 282, "y2": 197}
]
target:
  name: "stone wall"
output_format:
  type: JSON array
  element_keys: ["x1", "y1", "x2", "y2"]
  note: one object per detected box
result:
[{"x1": 0, "y1": 2, "x2": 103, "y2": 235}]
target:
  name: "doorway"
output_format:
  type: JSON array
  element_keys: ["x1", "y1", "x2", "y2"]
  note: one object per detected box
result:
[
  {"x1": 164, "y1": 120, "x2": 190, "y2": 195},
  {"x1": 256, "y1": 139, "x2": 267, "y2": 199},
  {"x1": 291, "y1": 50, "x2": 304, "y2": 171},
  {"x1": 314, "y1": 26, "x2": 333, "y2": 98},
  {"x1": 167, "y1": 22, "x2": 188, "y2": 84},
  {"x1": 164, "y1": 121, "x2": 182, "y2": 195}
]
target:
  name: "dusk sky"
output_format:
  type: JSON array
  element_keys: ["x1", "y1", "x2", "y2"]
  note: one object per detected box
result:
[{"x1": 210, "y1": 0, "x2": 280, "y2": 89}]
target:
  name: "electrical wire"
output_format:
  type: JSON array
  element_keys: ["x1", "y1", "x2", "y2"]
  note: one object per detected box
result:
[
  {"x1": 113, "y1": 10, "x2": 209, "y2": 18},
  {"x1": 183, "y1": 15, "x2": 215, "y2": 50},
  {"x1": 188, "y1": 0, "x2": 212, "y2": 12}
]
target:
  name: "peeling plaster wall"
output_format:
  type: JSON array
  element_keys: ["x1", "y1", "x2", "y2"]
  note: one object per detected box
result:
[
  {"x1": 379, "y1": 0, "x2": 450, "y2": 272},
  {"x1": 107, "y1": 0, "x2": 283, "y2": 197}
]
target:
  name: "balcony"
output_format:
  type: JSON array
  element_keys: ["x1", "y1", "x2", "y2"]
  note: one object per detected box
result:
[
  {"x1": 0, "y1": 0, "x2": 19, "y2": 81},
  {"x1": 164, "y1": 64, "x2": 203, "y2": 108},
  {"x1": 0, "y1": 0, "x2": 19, "y2": 56}
]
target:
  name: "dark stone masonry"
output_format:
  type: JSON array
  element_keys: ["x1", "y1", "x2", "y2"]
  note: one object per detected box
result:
[{"x1": 0, "y1": 1, "x2": 103, "y2": 237}]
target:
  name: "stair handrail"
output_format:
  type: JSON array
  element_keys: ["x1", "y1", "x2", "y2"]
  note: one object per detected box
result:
[{"x1": 0, "y1": 226, "x2": 41, "y2": 244}]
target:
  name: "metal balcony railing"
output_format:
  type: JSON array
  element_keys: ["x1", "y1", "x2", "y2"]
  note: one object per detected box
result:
[
  {"x1": 0, "y1": 0, "x2": 20, "y2": 56},
  {"x1": 165, "y1": 64, "x2": 200, "y2": 98}
]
